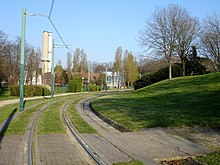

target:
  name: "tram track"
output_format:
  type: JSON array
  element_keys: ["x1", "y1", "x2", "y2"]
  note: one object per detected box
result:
[
  {"x1": 24, "y1": 98, "x2": 62, "y2": 165},
  {"x1": 23, "y1": 95, "x2": 99, "y2": 165},
  {"x1": 62, "y1": 99, "x2": 103, "y2": 165}
]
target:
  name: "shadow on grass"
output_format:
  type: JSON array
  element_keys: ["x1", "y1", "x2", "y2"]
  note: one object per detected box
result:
[
  {"x1": 0, "y1": 108, "x2": 17, "y2": 144},
  {"x1": 94, "y1": 89, "x2": 220, "y2": 130}
]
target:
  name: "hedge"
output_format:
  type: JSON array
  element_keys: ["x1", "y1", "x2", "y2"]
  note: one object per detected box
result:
[{"x1": 9, "y1": 85, "x2": 51, "y2": 97}]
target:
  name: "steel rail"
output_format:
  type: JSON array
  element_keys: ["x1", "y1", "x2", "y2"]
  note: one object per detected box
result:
[
  {"x1": 27, "y1": 101, "x2": 55, "y2": 165},
  {"x1": 62, "y1": 100, "x2": 103, "y2": 165},
  {"x1": 26, "y1": 98, "x2": 66, "y2": 165}
]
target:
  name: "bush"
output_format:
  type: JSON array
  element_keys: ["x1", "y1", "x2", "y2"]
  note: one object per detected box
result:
[
  {"x1": 9, "y1": 85, "x2": 20, "y2": 96},
  {"x1": 68, "y1": 76, "x2": 82, "y2": 92},
  {"x1": 90, "y1": 85, "x2": 101, "y2": 91},
  {"x1": 9, "y1": 85, "x2": 51, "y2": 97}
]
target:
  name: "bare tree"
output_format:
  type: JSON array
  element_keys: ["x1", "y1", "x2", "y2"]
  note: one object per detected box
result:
[
  {"x1": 79, "y1": 49, "x2": 88, "y2": 74},
  {"x1": 73, "y1": 48, "x2": 80, "y2": 75},
  {"x1": 175, "y1": 8, "x2": 200, "y2": 76},
  {"x1": 66, "y1": 52, "x2": 72, "y2": 83},
  {"x1": 26, "y1": 48, "x2": 35, "y2": 84},
  {"x1": 34, "y1": 47, "x2": 41, "y2": 85},
  {"x1": 139, "y1": 4, "x2": 198, "y2": 79},
  {"x1": 55, "y1": 60, "x2": 65, "y2": 85},
  {"x1": 0, "y1": 31, "x2": 10, "y2": 86},
  {"x1": 200, "y1": 14, "x2": 220, "y2": 71}
]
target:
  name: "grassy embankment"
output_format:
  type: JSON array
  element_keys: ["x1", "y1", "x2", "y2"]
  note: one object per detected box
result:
[
  {"x1": 92, "y1": 72, "x2": 220, "y2": 164},
  {"x1": 92, "y1": 72, "x2": 220, "y2": 131}
]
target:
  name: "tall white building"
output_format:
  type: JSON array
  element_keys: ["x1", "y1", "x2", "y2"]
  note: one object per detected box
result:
[
  {"x1": 42, "y1": 31, "x2": 52, "y2": 75},
  {"x1": 42, "y1": 31, "x2": 52, "y2": 85}
]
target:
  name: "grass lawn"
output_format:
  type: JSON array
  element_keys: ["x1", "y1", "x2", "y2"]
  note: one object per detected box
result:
[
  {"x1": 67, "y1": 95, "x2": 98, "y2": 134},
  {"x1": 197, "y1": 150, "x2": 220, "y2": 165},
  {"x1": 37, "y1": 96, "x2": 73, "y2": 134},
  {"x1": 113, "y1": 160, "x2": 144, "y2": 165},
  {"x1": 92, "y1": 72, "x2": 220, "y2": 131},
  {"x1": 1, "y1": 98, "x2": 51, "y2": 135},
  {"x1": 38, "y1": 93, "x2": 97, "y2": 134}
]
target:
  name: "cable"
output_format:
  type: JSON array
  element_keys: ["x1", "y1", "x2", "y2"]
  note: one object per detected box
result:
[
  {"x1": 47, "y1": 0, "x2": 74, "y2": 53},
  {"x1": 48, "y1": 18, "x2": 74, "y2": 53},
  {"x1": 49, "y1": 0, "x2": 55, "y2": 19}
]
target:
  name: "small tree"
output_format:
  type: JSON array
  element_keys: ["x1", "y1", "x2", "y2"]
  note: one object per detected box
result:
[
  {"x1": 68, "y1": 76, "x2": 82, "y2": 92},
  {"x1": 124, "y1": 52, "x2": 138, "y2": 87}
]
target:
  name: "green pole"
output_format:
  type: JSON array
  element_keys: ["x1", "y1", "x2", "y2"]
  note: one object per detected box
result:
[
  {"x1": 19, "y1": 8, "x2": 26, "y2": 112},
  {"x1": 88, "y1": 61, "x2": 90, "y2": 93},
  {"x1": 51, "y1": 39, "x2": 55, "y2": 99}
]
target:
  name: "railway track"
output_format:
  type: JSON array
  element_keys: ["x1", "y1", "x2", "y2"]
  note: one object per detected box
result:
[
  {"x1": 23, "y1": 95, "x2": 101, "y2": 165},
  {"x1": 62, "y1": 100, "x2": 102, "y2": 165}
]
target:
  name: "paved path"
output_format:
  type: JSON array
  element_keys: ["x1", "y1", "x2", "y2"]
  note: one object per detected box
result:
[
  {"x1": 0, "y1": 93, "x2": 80, "y2": 108},
  {"x1": 76, "y1": 99, "x2": 210, "y2": 165}
]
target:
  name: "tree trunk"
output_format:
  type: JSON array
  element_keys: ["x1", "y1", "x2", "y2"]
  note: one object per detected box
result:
[
  {"x1": 182, "y1": 59, "x2": 186, "y2": 76},
  {"x1": 169, "y1": 59, "x2": 172, "y2": 80}
]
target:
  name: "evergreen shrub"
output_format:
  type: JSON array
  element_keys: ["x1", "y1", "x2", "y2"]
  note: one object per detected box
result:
[{"x1": 68, "y1": 76, "x2": 82, "y2": 92}]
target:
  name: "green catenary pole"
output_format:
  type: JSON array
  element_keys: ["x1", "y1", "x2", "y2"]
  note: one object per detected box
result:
[
  {"x1": 19, "y1": 8, "x2": 26, "y2": 112},
  {"x1": 88, "y1": 61, "x2": 90, "y2": 93},
  {"x1": 51, "y1": 39, "x2": 55, "y2": 99}
]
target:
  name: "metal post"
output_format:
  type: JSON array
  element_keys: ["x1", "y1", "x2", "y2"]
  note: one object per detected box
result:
[
  {"x1": 105, "y1": 68, "x2": 107, "y2": 92},
  {"x1": 88, "y1": 62, "x2": 90, "y2": 93},
  {"x1": 19, "y1": 8, "x2": 26, "y2": 112},
  {"x1": 51, "y1": 39, "x2": 55, "y2": 99}
]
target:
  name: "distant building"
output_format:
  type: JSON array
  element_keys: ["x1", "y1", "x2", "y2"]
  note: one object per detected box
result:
[
  {"x1": 42, "y1": 31, "x2": 52, "y2": 85},
  {"x1": 105, "y1": 70, "x2": 123, "y2": 89}
]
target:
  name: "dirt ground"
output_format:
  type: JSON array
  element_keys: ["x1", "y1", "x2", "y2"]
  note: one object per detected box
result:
[{"x1": 164, "y1": 126, "x2": 220, "y2": 151}]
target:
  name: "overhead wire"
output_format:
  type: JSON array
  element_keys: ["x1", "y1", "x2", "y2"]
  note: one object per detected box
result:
[
  {"x1": 48, "y1": 0, "x2": 55, "y2": 19},
  {"x1": 47, "y1": 0, "x2": 75, "y2": 53}
]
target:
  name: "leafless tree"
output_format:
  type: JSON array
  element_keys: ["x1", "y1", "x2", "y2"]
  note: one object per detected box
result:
[
  {"x1": 200, "y1": 14, "x2": 220, "y2": 71},
  {"x1": 79, "y1": 49, "x2": 88, "y2": 74},
  {"x1": 175, "y1": 8, "x2": 200, "y2": 76},
  {"x1": 139, "y1": 4, "x2": 199, "y2": 79},
  {"x1": 34, "y1": 47, "x2": 41, "y2": 85},
  {"x1": 73, "y1": 48, "x2": 80, "y2": 75},
  {"x1": 66, "y1": 52, "x2": 72, "y2": 82}
]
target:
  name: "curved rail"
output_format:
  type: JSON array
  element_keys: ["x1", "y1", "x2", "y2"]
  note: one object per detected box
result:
[
  {"x1": 62, "y1": 100, "x2": 103, "y2": 165},
  {"x1": 27, "y1": 101, "x2": 55, "y2": 165}
]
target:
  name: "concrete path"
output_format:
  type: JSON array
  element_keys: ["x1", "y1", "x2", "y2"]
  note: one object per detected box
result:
[
  {"x1": 76, "y1": 99, "x2": 210, "y2": 165},
  {"x1": 0, "y1": 93, "x2": 79, "y2": 108}
]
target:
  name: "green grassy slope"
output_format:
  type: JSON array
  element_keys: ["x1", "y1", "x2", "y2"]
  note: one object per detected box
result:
[{"x1": 92, "y1": 73, "x2": 220, "y2": 131}]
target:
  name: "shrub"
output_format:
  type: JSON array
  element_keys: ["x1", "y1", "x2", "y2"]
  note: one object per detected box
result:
[
  {"x1": 9, "y1": 85, "x2": 20, "y2": 96},
  {"x1": 68, "y1": 76, "x2": 82, "y2": 92},
  {"x1": 90, "y1": 85, "x2": 101, "y2": 91},
  {"x1": 9, "y1": 85, "x2": 51, "y2": 97}
]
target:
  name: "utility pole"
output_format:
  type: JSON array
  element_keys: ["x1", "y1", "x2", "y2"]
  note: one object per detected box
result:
[
  {"x1": 51, "y1": 39, "x2": 55, "y2": 99},
  {"x1": 19, "y1": 8, "x2": 26, "y2": 112},
  {"x1": 105, "y1": 68, "x2": 107, "y2": 92},
  {"x1": 88, "y1": 62, "x2": 90, "y2": 93}
]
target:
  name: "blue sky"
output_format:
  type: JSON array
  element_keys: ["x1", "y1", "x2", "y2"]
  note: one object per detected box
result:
[{"x1": 1, "y1": 0, "x2": 220, "y2": 67}]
